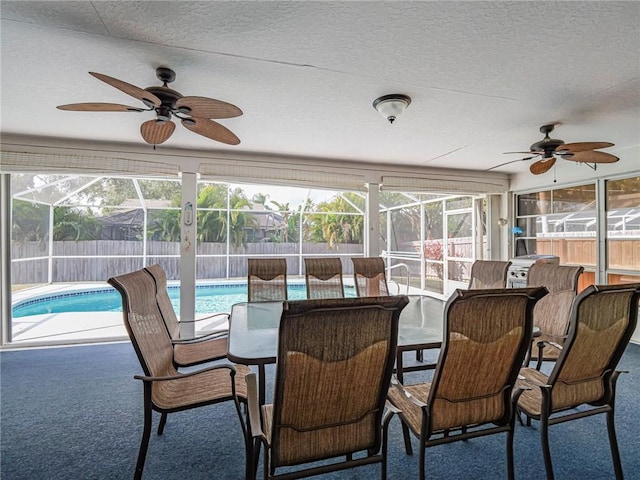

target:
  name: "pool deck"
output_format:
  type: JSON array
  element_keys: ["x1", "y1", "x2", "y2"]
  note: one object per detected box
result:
[{"x1": 8, "y1": 283, "x2": 229, "y2": 347}]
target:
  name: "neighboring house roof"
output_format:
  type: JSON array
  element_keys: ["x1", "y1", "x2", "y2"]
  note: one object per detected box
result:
[{"x1": 99, "y1": 209, "x2": 144, "y2": 226}]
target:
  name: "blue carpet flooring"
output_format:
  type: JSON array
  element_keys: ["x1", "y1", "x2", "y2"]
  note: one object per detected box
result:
[{"x1": 1, "y1": 341, "x2": 639, "y2": 480}]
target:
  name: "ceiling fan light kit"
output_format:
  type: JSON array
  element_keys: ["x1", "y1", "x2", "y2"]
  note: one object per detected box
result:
[
  {"x1": 490, "y1": 123, "x2": 618, "y2": 175},
  {"x1": 57, "y1": 67, "x2": 242, "y2": 146},
  {"x1": 373, "y1": 94, "x2": 411, "y2": 124}
]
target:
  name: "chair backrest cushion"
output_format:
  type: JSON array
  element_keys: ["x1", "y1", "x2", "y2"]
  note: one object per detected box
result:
[
  {"x1": 549, "y1": 283, "x2": 640, "y2": 410},
  {"x1": 270, "y1": 295, "x2": 408, "y2": 467},
  {"x1": 468, "y1": 260, "x2": 511, "y2": 289},
  {"x1": 527, "y1": 263, "x2": 584, "y2": 336},
  {"x1": 144, "y1": 264, "x2": 181, "y2": 339},
  {"x1": 352, "y1": 257, "x2": 389, "y2": 297},
  {"x1": 428, "y1": 287, "x2": 547, "y2": 432},
  {"x1": 248, "y1": 258, "x2": 288, "y2": 302},
  {"x1": 304, "y1": 257, "x2": 345, "y2": 299},
  {"x1": 108, "y1": 269, "x2": 177, "y2": 382},
  {"x1": 527, "y1": 263, "x2": 583, "y2": 293}
]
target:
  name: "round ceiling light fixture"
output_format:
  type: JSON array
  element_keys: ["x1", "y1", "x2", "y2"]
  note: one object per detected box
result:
[{"x1": 373, "y1": 94, "x2": 411, "y2": 124}]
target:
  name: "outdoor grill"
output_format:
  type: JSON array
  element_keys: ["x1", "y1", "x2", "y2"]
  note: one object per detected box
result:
[{"x1": 506, "y1": 254, "x2": 560, "y2": 288}]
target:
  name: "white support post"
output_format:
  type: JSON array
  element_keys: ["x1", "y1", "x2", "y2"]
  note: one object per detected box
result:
[
  {"x1": 180, "y1": 172, "x2": 197, "y2": 339},
  {"x1": 1, "y1": 175, "x2": 12, "y2": 344},
  {"x1": 366, "y1": 183, "x2": 380, "y2": 257}
]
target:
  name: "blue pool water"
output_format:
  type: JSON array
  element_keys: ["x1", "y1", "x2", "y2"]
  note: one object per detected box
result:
[{"x1": 12, "y1": 283, "x2": 356, "y2": 318}]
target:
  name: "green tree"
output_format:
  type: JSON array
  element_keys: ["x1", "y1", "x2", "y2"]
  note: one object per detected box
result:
[
  {"x1": 147, "y1": 209, "x2": 181, "y2": 241},
  {"x1": 53, "y1": 206, "x2": 102, "y2": 241},
  {"x1": 306, "y1": 195, "x2": 364, "y2": 248},
  {"x1": 196, "y1": 185, "x2": 257, "y2": 247},
  {"x1": 270, "y1": 201, "x2": 294, "y2": 242},
  {"x1": 252, "y1": 193, "x2": 270, "y2": 207},
  {"x1": 11, "y1": 199, "x2": 49, "y2": 242}
]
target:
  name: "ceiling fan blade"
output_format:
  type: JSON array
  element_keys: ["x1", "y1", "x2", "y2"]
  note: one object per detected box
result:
[
  {"x1": 140, "y1": 120, "x2": 176, "y2": 145},
  {"x1": 503, "y1": 151, "x2": 543, "y2": 155},
  {"x1": 175, "y1": 96, "x2": 243, "y2": 119},
  {"x1": 182, "y1": 118, "x2": 240, "y2": 145},
  {"x1": 486, "y1": 155, "x2": 538, "y2": 171},
  {"x1": 529, "y1": 158, "x2": 556, "y2": 175},
  {"x1": 57, "y1": 102, "x2": 145, "y2": 112},
  {"x1": 561, "y1": 151, "x2": 619, "y2": 164},
  {"x1": 556, "y1": 142, "x2": 614, "y2": 154},
  {"x1": 89, "y1": 72, "x2": 161, "y2": 107}
]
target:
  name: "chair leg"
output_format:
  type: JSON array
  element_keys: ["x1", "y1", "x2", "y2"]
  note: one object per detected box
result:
[
  {"x1": 606, "y1": 408, "x2": 624, "y2": 479},
  {"x1": 506, "y1": 419, "x2": 516, "y2": 480},
  {"x1": 382, "y1": 416, "x2": 391, "y2": 480},
  {"x1": 418, "y1": 436, "x2": 426, "y2": 480},
  {"x1": 253, "y1": 438, "x2": 263, "y2": 480},
  {"x1": 401, "y1": 420, "x2": 413, "y2": 455},
  {"x1": 540, "y1": 414, "x2": 555, "y2": 480},
  {"x1": 157, "y1": 412, "x2": 167, "y2": 435},
  {"x1": 135, "y1": 392, "x2": 154, "y2": 480}
]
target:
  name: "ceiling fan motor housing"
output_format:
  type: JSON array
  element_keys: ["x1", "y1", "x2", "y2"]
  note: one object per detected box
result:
[
  {"x1": 144, "y1": 86, "x2": 183, "y2": 122},
  {"x1": 530, "y1": 124, "x2": 565, "y2": 157}
]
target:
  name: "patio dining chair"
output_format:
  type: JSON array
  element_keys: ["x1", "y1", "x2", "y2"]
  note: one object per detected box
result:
[
  {"x1": 303, "y1": 257, "x2": 345, "y2": 299},
  {"x1": 517, "y1": 283, "x2": 640, "y2": 480},
  {"x1": 248, "y1": 258, "x2": 288, "y2": 302},
  {"x1": 243, "y1": 295, "x2": 409, "y2": 480},
  {"x1": 468, "y1": 259, "x2": 511, "y2": 289},
  {"x1": 387, "y1": 286, "x2": 548, "y2": 480},
  {"x1": 108, "y1": 268, "x2": 249, "y2": 480},
  {"x1": 352, "y1": 257, "x2": 390, "y2": 297},
  {"x1": 144, "y1": 264, "x2": 229, "y2": 367},
  {"x1": 526, "y1": 263, "x2": 584, "y2": 369}
]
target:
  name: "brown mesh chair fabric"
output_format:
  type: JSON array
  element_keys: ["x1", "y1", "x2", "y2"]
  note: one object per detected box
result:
[
  {"x1": 248, "y1": 258, "x2": 288, "y2": 302},
  {"x1": 517, "y1": 283, "x2": 640, "y2": 480},
  {"x1": 245, "y1": 295, "x2": 409, "y2": 480},
  {"x1": 526, "y1": 263, "x2": 584, "y2": 368},
  {"x1": 108, "y1": 269, "x2": 249, "y2": 480},
  {"x1": 388, "y1": 287, "x2": 547, "y2": 480},
  {"x1": 352, "y1": 257, "x2": 390, "y2": 297},
  {"x1": 144, "y1": 264, "x2": 228, "y2": 367},
  {"x1": 304, "y1": 257, "x2": 345, "y2": 299},
  {"x1": 468, "y1": 260, "x2": 511, "y2": 289}
]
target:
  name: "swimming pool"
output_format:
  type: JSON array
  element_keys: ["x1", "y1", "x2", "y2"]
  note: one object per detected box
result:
[{"x1": 12, "y1": 282, "x2": 356, "y2": 318}]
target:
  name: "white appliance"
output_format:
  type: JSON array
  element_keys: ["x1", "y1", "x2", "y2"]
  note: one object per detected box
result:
[{"x1": 506, "y1": 254, "x2": 560, "y2": 288}]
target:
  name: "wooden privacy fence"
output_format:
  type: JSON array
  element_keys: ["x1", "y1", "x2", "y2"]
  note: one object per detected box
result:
[
  {"x1": 11, "y1": 241, "x2": 364, "y2": 283},
  {"x1": 536, "y1": 237, "x2": 640, "y2": 270}
]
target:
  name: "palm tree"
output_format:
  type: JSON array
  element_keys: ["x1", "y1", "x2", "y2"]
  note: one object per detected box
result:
[
  {"x1": 271, "y1": 200, "x2": 292, "y2": 242},
  {"x1": 147, "y1": 209, "x2": 181, "y2": 242},
  {"x1": 307, "y1": 195, "x2": 364, "y2": 248},
  {"x1": 196, "y1": 185, "x2": 257, "y2": 247}
]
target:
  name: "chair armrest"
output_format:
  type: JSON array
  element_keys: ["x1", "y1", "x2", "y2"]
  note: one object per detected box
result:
[
  {"x1": 172, "y1": 330, "x2": 228, "y2": 345},
  {"x1": 512, "y1": 376, "x2": 531, "y2": 401},
  {"x1": 518, "y1": 371, "x2": 551, "y2": 390},
  {"x1": 383, "y1": 399, "x2": 400, "y2": 426},
  {"x1": 134, "y1": 363, "x2": 236, "y2": 383},
  {"x1": 196, "y1": 312, "x2": 230, "y2": 322},
  {"x1": 534, "y1": 336, "x2": 566, "y2": 370},
  {"x1": 538, "y1": 332, "x2": 567, "y2": 348},
  {"x1": 390, "y1": 375, "x2": 427, "y2": 409},
  {"x1": 246, "y1": 373, "x2": 266, "y2": 440}
]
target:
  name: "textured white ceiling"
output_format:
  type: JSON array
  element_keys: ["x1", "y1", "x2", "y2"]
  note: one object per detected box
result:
[{"x1": 1, "y1": 1, "x2": 639, "y2": 176}]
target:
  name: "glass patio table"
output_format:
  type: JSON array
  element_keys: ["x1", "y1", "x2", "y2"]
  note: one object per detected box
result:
[{"x1": 227, "y1": 295, "x2": 445, "y2": 404}]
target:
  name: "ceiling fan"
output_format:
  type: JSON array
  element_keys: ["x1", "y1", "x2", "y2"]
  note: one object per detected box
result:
[
  {"x1": 488, "y1": 124, "x2": 618, "y2": 175},
  {"x1": 57, "y1": 67, "x2": 242, "y2": 146}
]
